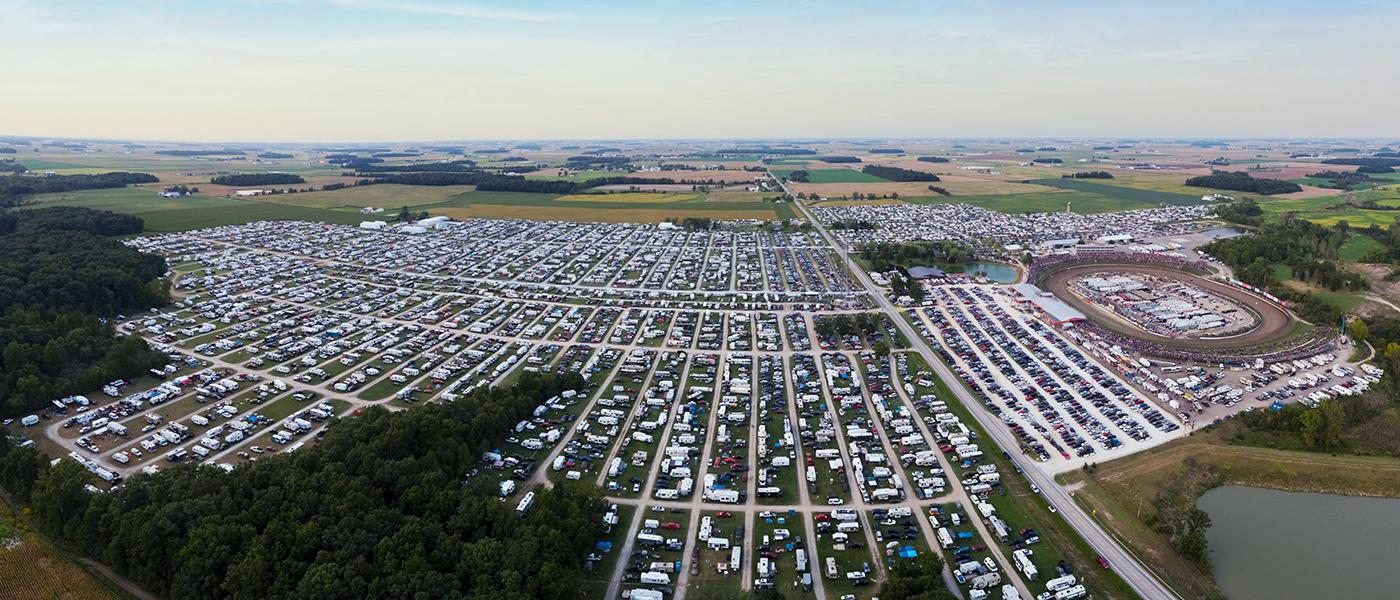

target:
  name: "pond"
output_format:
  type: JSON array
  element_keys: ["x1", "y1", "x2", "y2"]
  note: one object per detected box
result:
[
  {"x1": 1197, "y1": 485, "x2": 1400, "y2": 600},
  {"x1": 944, "y1": 261, "x2": 1019, "y2": 284}
]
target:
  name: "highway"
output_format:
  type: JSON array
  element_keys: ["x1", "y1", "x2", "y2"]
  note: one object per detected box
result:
[{"x1": 783, "y1": 179, "x2": 1181, "y2": 600}]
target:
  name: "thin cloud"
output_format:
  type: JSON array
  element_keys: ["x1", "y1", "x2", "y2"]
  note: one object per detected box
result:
[{"x1": 327, "y1": 0, "x2": 571, "y2": 22}]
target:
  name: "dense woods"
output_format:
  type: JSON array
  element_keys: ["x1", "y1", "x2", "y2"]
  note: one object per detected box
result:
[
  {"x1": 868, "y1": 148, "x2": 904, "y2": 154},
  {"x1": 1064, "y1": 171, "x2": 1114, "y2": 179},
  {"x1": 1322, "y1": 157, "x2": 1400, "y2": 169},
  {"x1": 210, "y1": 173, "x2": 306, "y2": 186},
  {"x1": 1185, "y1": 171, "x2": 1302, "y2": 195},
  {"x1": 786, "y1": 170, "x2": 810, "y2": 183},
  {"x1": 11, "y1": 206, "x2": 145, "y2": 235},
  {"x1": 255, "y1": 152, "x2": 293, "y2": 159},
  {"x1": 0, "y1": 172, "x2": 158, "y2": 206},
  {"x1": 0, "y1": 371, "x2": 608, "y2": 600},
  {"x1": 916, "y1": 156, "x2": 950, "y2": 163},
  {"x1": 861, "y1": 165, "x2": 940, "y2": 182},
  {"x1": 1031, "y1": 158, "x2": 1062, "y2": 164},
  {"x1": 0, "y1": 207, "x2": 169, "y2": 416},
  {"x1": 819, "y1": 156, "x2": 861, "y2": 163},
  {"x1": 1204, "y1": 219, "x2": 1365, "y2": 323}
]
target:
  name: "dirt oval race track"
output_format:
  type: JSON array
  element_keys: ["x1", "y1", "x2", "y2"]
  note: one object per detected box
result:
[{"x1": 1038, "y1": 264, "x2": 1296, "y2": 350}]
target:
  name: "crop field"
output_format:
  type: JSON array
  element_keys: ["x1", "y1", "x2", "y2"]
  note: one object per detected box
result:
[
  {"x1": 772, "y1": 168, "x2": 887, "y2": 183},
  {"x1": 1026, "y1": 178, "x2": 1207, "y2": 206},
  {"x1": 0, "y1": 505, "x2": 125, "y2": 600},
  {"x1": 255, "y1": 184, "x2": 477, "y2": 210},
  {"x1": 22, "y1": 187, "x2": 245, "y2": 213},
  {"x1": 139, "y1": 202, "x2": 368, "y2": 232}
]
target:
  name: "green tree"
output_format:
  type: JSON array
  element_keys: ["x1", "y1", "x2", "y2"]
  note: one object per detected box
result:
[
  {"x1": 1348, "y1": 318, "x2": 1370, "y2": 343},
  {"x1": 397, "y1": 205, "x2": 411, "y2": 222}
]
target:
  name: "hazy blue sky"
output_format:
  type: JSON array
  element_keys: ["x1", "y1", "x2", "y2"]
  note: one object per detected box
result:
[{"x1": 3, "y1": 0, "x2": 1397, "y2": 141}]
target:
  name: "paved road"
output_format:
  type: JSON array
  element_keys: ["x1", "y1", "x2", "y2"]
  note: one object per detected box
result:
[{"x1": 787, "y1": 187, "x2": 1181, "y2": 600}]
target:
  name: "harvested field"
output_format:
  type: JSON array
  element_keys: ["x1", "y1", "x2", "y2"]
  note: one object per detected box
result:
[
  {"x1": 1038, "y1": 264, "x2": 1296, "y2": 350},
  {"x1": 1267, "y1": 185, "x2": 1343, "y2": 200},
  {"x1": 623, "y1": 169, "x2": 764, "y2": 183}
]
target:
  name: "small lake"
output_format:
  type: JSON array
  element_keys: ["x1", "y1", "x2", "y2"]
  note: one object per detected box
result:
[
  {"x1": 944, "y1": 261, "x2": 1019, "y2": 283},
  {"x1": 1197, "y1": 485, "x2": 1400, "y2": 600}
]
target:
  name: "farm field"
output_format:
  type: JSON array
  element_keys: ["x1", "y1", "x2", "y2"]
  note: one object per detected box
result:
[
  {"x1": 427, "y1": 190, "x2": 794, "y2": 222},
  {"x1": 0, "y1": 504, "x2": 128, "y2": 600},
  {"x1": 1026, "y1": 178, "x2": 1207, "y2": 206},
  {"x1": 21, "y1": 187, "x2": 246, "y2": 213},
  {"x1": 255, "y1": 183, "x2": 476, "y2": 210},
  {"x1": 139, "y1": 201, "x2": 368, "y2": 231},
  {"x1": 772, "y1": 168, "x2": 887, "y2": 184}
]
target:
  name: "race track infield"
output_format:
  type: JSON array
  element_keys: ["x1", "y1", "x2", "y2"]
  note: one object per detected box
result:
[{"x1": 1038, "y1": 263, "x2": 1296, "y2": 350}]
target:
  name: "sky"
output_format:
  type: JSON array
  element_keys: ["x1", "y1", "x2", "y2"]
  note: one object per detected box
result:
[{"x1": 2, "y1": 0, "x2": 1398, "y2": 142}]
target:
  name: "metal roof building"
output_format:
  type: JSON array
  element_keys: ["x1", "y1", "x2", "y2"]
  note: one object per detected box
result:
[{"x1": 1010, "y1": 283, "x2": 1086, "y2": 325}]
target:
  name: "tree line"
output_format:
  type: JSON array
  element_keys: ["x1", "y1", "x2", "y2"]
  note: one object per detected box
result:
[
  {"x1": 860, "y1": 165, "x2": 940, "y2": 182},
  {"x1": 1185, "y1": 170, "x2": 1302, "y2": 195},
  {"x1": 1064, "y1": 171, "x2": 1113, "y2": 179},
  {"x1": 916, "y1": 156, "x2": 950, "y2": 163},
  {"x1": 0, "y1": 370, "x2": 609, "y2": 600},
  {"x1": 353, "y1": 160, "x2": 477, "y2": 173},
  {"x1": 210, "y1": 173, "x2": 305, "y2": 186},
  {"x1": 0, "y1": 172, "x2": 158, "y2": 207},
  {"x1": 819, "y1": 156, "x2": 861, "y2": 163}
]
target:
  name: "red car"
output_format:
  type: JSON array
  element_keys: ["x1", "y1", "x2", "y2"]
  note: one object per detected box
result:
[
  {"x1": 1097, "y1": 556, "x2": 1111, "y2": 569},
  {"x1": 716, "y1": 511, "x2": 733, "y2": 518},
  {"x1": 662, "y1": 522, "x2": 681, "y2": 530}
]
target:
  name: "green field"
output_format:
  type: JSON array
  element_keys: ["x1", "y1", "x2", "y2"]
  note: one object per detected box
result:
[
  {"x1": 1027, "y1": 178, "x2": 1207, "y2": 206},
  {"x1": 1340, "y1": 233, "x2": 1386, "y2": 262},
  {"x1": 1257, "y1": 186, "x2": 1400, "y2": 226},
  {"x1": 772, "y1": 168, "x2": 887, "y2": 183},
  {"x1": 24, "y1": 186, "x2": 244, "y2": 213}
]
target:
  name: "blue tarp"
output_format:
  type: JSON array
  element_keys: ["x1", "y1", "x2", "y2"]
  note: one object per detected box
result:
[
  {"x1": 898, "y1": 546, "x2": 918, "y2": 558},
  {"x1": 595, "y1": 541, "x2": 612, "y2": 551}
]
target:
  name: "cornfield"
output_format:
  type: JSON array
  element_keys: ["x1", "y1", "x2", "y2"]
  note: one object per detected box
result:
[{"x1": 0, "y1": 534, "x2": 122, "y2": 600}]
